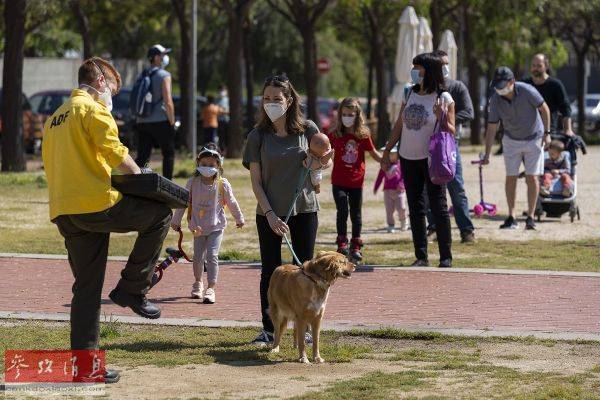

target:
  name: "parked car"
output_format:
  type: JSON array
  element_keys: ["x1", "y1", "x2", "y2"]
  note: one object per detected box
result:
[
  {"x1": 0, "y1": 89, "x2": 40, "y2": 154},
  {"x1": 570, "y1": 94, "x2": 600, "y2": 132},
  {"x1": 28, "y1": 90, "x2": 72, "y2": 153},
  {"x1": 110, "y1": 87, "x2": 136, "y2": 148},
  {"x1": 172, "y1": 94, "x2": 208, "y2": 148}
]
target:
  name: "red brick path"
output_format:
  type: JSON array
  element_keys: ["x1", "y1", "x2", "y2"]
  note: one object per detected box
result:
[{"x1": 1, "y1": 257, "x2": 599, "y2": 334}]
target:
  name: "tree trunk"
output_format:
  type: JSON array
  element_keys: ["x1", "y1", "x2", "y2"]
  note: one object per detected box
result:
[
  {"x1": 243, "y1": 17, "x2": 255, "y2": 130},
  {"x1": 300, "y1": 26, "x2": 319, "y2": 126},
  {"x1": 366, "y1": 45, "x2": 374, "y2": 119},
  {"x1": 1, "y1": 0, "x2": 26, "y2": 172},
  {"x1": 225, "y1": 13, "x2": 246, "y2": 157},
  {"x1": 463, "y1": 3, "x2": 481, "y2": 145},
  {"x1": 575, "y1": 51, "x2": 586, "y2": 137},
  {"x1": 70, "y1": 0, "x2": 93, "y2": 59},
  {"x1": 172, "y1": 0, "x2": 193, "y2": 151},
  {"x1": 429, "y1": 0, "x2": 442, "y2": 50},
  {"x1": 373, "y1": 26, "x2": 390, "y2": 147}
]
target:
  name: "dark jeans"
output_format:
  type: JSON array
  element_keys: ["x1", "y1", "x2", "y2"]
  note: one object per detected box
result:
[
  {"x1": 256, "y1": 212, "x2": 318, "y2": 333},
  {"x1": 400, "y1": 157, "x2": 452, "y2": 261},
  {"x1": 53, "y1": 196, "x2": 172, "y2": 350},
  {"x1": 427, "y1": 142, "x2": 474, "y2": 234},
  {"x1": 135, "y1": 121, "x2": 175, "y2": 180},
  {"x1": 332, "y1": 185, "x2": 362, "y2": 238},
  {"x1": 203, "y1": 127, "x2": 218, "y2": 145}
]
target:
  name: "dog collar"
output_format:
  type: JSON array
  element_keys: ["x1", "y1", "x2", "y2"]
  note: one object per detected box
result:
[{"x1": 301, "y1": 267, "x2": 330, "y2": 288}]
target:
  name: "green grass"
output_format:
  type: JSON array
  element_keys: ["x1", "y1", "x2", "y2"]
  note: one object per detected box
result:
[{"x1": 0, "y1": 322, "x2": 370, "y2": 370}]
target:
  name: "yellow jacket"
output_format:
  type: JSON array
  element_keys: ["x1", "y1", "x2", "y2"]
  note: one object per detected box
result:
[{"x1": 42, "y1": 89, "x2": 128, "y2": 220}]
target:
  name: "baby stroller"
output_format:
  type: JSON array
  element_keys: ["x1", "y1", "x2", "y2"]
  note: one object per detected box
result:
[{"x1": 534, "y1": 134, "x2": 586, "y2": 223}]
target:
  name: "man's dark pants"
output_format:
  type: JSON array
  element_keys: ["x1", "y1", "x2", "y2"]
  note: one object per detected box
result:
[
  {"x1": 135, "y1": 121, "x2": 175, "y2": 180},
  {"x1": 53, "y1": 195, "x2": 172, "y2": 350}
]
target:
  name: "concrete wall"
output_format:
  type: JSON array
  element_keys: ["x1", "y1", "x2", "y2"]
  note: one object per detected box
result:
[{"x1": 0, "y1": 57, "x2": 145, "y2": 97}]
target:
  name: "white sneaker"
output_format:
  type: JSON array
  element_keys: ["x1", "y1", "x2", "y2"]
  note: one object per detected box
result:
[
  {"x1": 401, "y1": 219, "x2": 410, "y2": 231},
  {"x1": 191, "y1": 281, "x2": 203, "y2": 299},
  {"x1": 203, "y1": 288, "x2": 216, "y2": 304},
  {"x1": 387, "y1": 225, "x2": 396, "y2": 233}
]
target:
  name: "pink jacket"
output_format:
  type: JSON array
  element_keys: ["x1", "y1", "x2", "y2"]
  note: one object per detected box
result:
[
  {"x1": 374, "y1": 162, "x2": 405, "y2": 192},
  {"x1": 173, "y1": 177, "x2": 244, "y2": 235}
]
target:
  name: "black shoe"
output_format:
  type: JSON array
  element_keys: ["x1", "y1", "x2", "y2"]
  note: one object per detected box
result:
[
  {"x1": 410, "y1": 259, "x2": 429, "y2": 267},
  {"x1": 438, "y1": 259, "x2": 452, "y2": 268},
  {"x1": 460, "y1": 230, "x2": 476, "y2": 243},
  {"x1": 525, "y1": 216, "x2": 537, "y2": 230},
  {"x1": 109, "y1": 287, "x2": 161, "y2": 319},
  {"x1": 499, "y1": 216, "x2": 518, "y2": 229},
  {"x1": 104, "y1": 369, "x2": 120, "y2": 384}
]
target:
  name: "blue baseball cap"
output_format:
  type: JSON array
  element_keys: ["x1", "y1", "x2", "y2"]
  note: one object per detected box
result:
[{"x1": 491, "y1": 66, "x2": 515, "y2": 90}]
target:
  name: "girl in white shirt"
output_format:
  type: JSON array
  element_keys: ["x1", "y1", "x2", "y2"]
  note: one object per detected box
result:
[{"x1": 382, "y1": 52, "x2": 456, "y2": 268}]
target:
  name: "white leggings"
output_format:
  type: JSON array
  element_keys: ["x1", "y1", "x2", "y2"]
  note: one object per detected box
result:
[{"x1": 193, "y1": 230, "x2": 224, "y2": 285}]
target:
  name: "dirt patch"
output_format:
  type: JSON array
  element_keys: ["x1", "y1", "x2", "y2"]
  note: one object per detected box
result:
[{"x1": 106, "y1": 337, "x2": 600, "y2": 399}]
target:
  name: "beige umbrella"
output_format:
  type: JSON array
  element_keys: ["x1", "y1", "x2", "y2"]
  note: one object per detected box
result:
[
  {"x1": 389, "y1": 6, "x2": 419, "y2": 124},
  {"x1": 417, "y1": 17, "x2": 433, "y2": 54},
  {"x1": 439, "y1": 29, "x2": 458, "y2": 80}
]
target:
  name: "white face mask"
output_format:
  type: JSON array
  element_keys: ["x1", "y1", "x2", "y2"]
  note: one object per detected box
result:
[
  {"x1": 161, "y1": 54, "x2": 169, "y2": 68},
  {"x1": 82, "y1": 83, "x2": 112, "y2": 112},
  {"x1": 341, "y1": 116, "x2": 355, "y2": 128},
  {"x1": 219, "y1": 90, "x2": 227, "y2": 97},
  {"x1": 196, "y1": 166, "x2": 218, "y2": 178},
  {"x1": 495, "y1": 84, "x2": 513, "y2": 96},
  {"x1": 442, "y1": 65, "x2": 450, "y2": 78},
  {"x1": 263, "y1": 102, "x2": 287, "y2": 122},
  {"x1": 410, "y1": 69, "x2": 423, "y2": 85}
]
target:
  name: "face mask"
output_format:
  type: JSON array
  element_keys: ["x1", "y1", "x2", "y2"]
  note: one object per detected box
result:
[
  {"x1": 442, "y1": 65, "x2": 450, "y2": 78},
  {"x1": 341, "y1": 116, "x2": 355, "y2": 128},
  {"x1": 219, "y1": 90, "x2": 227, "y2": 97},
  {"x1": 82, "y1": 83, "x2": 112, "y2": 112},
  {"x1": 495, "y1": 84, "x2": 513, "y2": 96},
  {"x1": 264, "y1": 102, "x2": 287, "y2": 122},
  {"x1": 196, "y1": 166, "x2": 218, "y2": 177},
  {"x1": 161, "y1": 54, "x2": 169, "y2": 68},
  {"x1": 410, "y1": 69, "x2": 423, "y2": 85}
]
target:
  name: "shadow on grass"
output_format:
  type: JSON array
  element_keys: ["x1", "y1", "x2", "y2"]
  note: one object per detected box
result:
[
  {"x1": 105, "y1": 339, "x2": 249, "y2": 353},
  {"x1": 205, "y1": 348, "x2": 277, "y2": 366}
]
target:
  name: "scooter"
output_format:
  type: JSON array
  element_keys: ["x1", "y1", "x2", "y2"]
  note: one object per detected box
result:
[{"x1": 470, "y1": 154, "x2": 497, "y2": 217}]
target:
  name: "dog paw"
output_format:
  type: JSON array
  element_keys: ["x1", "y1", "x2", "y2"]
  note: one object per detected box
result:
[
  {"x1": 313, "y1": 356, "x2": 325, "y2": 363},
  {"x1": 299, "y1": 356, "x2": 310, "y2": 364},
  {"x1": 270, "y1": 346, "x2": 280, "y2": 354}
]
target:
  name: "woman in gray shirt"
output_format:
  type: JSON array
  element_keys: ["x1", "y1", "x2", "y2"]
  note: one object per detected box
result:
[{"x1": 243, "y1": 75, "x2": 320, "y2": 346}]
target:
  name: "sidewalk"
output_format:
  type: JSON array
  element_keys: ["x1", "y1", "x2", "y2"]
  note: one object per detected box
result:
[{"x1": 1, "y1": 256, "x2": 599, "y2": 340}]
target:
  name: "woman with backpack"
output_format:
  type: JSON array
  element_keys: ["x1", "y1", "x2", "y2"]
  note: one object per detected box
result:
[{"x1": 381, "y1": 52, "x2": 456, "y2": 268}]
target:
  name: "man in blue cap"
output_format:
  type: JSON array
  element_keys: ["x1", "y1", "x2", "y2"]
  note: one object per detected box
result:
[{"x1": 482, "y1": 66, "x2": 551, "y2": 230}]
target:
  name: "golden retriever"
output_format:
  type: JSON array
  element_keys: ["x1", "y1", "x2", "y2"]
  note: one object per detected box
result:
[{"x1": 267, "y1": 251, "x2": 355, "y2": 363}]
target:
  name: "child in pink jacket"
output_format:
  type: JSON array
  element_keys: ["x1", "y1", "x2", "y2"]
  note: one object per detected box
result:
[
  {"x1": 172, "y1": 146, "x2": 244, "y2": 304},
  {"x1": 374, "y1": 147, "x2": 408, "y2": 232}
]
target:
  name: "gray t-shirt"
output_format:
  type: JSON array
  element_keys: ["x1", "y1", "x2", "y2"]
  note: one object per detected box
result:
[
  {"x1": 488, "y1": 82, "x2": 545, "y2": 141},
  {"x1": 242, "y1": 120, "x2": 319, "y2": 217},
  {"x1": 137, "y1": 67, "x2": 170, "y2": 123}
]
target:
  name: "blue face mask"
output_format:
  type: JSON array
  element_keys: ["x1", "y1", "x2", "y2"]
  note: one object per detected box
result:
[{"x1": 410, "y1": 69, "x2": 423, "y2": 85}]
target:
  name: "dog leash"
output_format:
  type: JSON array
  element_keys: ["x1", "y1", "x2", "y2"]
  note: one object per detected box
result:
[{"x1": 281, "y1": 166, "x2": 311, "y2": 266}]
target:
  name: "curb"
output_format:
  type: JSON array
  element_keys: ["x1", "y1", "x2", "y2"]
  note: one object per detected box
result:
[
  {"x1": 1, "y1": 311, "x2": 598, "y2": 342},
  {"x1": 2, "y1": 253, "x2": 600, "y2": 277}
]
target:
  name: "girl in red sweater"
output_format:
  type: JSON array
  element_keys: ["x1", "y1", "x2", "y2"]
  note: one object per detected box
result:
[{"x1": 328, "y1": 97, "x2": 381, "y2": 262}]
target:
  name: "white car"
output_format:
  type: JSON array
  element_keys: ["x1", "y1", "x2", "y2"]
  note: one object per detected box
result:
[{"x1": 571, "y1": 94, "x2": 600, "y2": 131}]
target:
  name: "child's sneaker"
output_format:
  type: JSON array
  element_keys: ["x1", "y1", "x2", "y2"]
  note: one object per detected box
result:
[
  {"x1": 336, "y1": 235, "x2": 349, "y2": 256},
  {"x1": 400, "y1": 218, "x2": 409, "y2": 231},
  {"x1": 203, "y1": 288, "x2": 216, "y2": 304},
  {"x1": 251, "y1": 330, "x2": 274, "y2": 347},
  {"x1": 386, "y1": 225, "x2": 396, "y2": 233},
  {"x1": 540, "y1": 186, "x2": 550, "y2": 197},
  {"x1": 191, "y1": 281, "x2": 203, "y2": 299},
  {"x1": 562, "y1": 187, "x2": 573, "y2": 197},
  {"x1": 350, "y1": 237, "x2": 363, "y2": 263}
]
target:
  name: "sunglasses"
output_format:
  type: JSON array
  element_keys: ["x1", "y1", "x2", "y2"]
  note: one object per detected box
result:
[{"x1": 264, "y1": 74, "x2": 289, "y2": 84}]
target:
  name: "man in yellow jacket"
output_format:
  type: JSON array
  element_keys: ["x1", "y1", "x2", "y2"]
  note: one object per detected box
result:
[{"x1": 42, "y1": 57, "x2": 172, "y2": 383}]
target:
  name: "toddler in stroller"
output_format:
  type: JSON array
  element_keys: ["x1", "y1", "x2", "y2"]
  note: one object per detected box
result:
[{"x1": 540, "y1": 140, "x2": 573, "y2": 198}]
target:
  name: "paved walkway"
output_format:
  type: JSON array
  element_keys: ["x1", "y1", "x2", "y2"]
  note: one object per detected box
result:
[{"x1": 1, "y1": 256, "x2": 599, "y2": 339}]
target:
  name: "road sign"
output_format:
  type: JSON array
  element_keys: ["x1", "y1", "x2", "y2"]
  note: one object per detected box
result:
[{"x1": 316, "y1": 58, "x2": 331, "y2": 74}]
